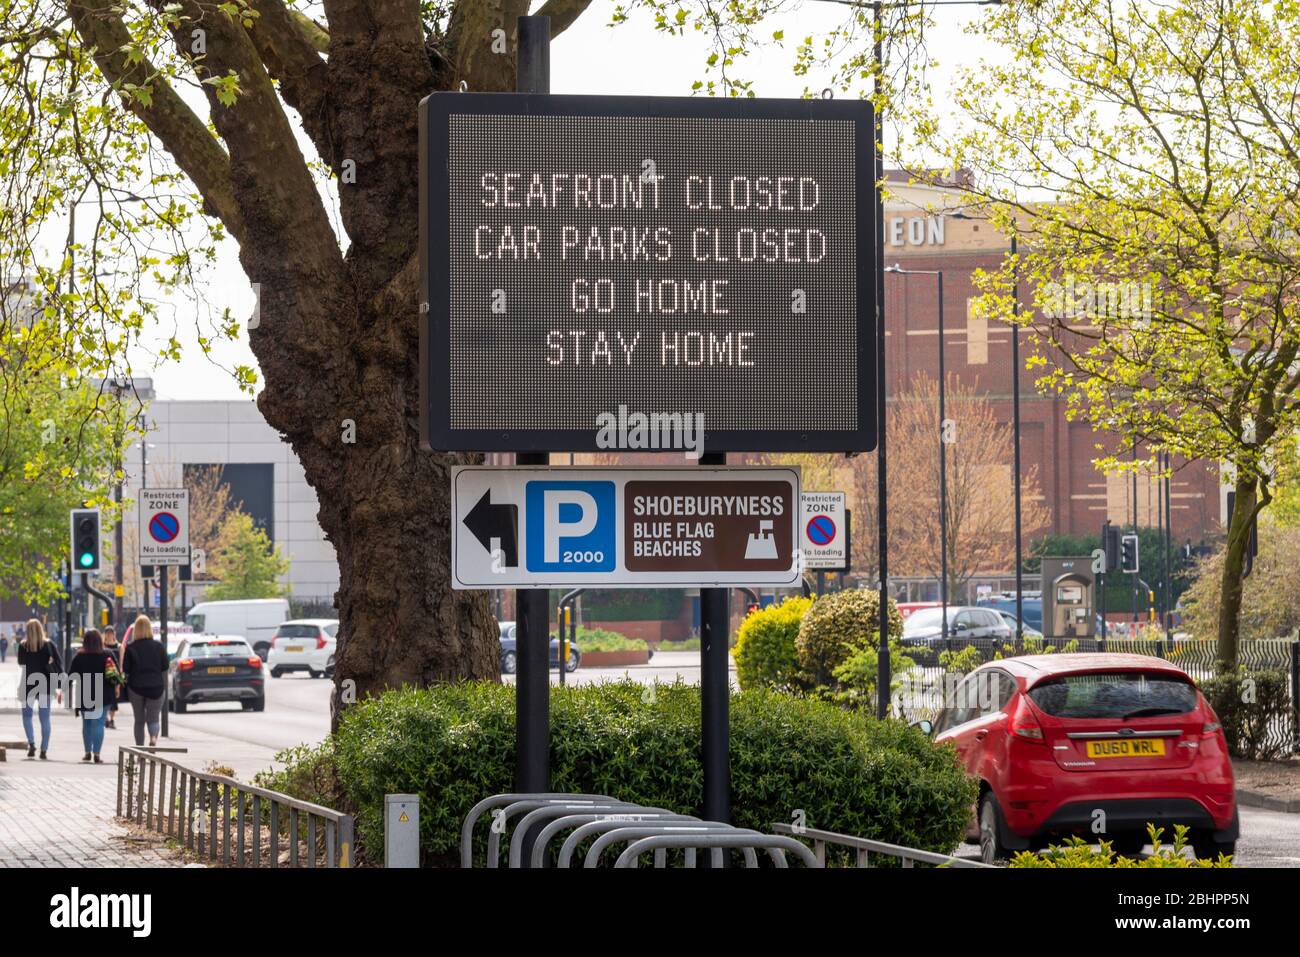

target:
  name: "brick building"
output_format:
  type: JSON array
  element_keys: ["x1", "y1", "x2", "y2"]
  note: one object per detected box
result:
[{"x1": 880, "y1": 172, "x2": 1223, "y2": 586}]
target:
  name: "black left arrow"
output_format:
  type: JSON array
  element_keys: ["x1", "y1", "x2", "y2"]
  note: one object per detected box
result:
[{"x1": 463, "y1": 489, "x2": 518, "y2": 567}]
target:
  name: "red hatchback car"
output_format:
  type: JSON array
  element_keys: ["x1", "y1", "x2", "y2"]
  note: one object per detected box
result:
[{"x1": 931, "y1": 654, "x2": 1237, "y2": 864}]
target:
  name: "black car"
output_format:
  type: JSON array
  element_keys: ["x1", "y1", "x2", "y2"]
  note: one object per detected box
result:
[
  {"x1": 168, "y1": 636, "x2": 265, "y2": 713},
  {"x1": 498, "y1": 622, "x2": 580, "y2": 675}
]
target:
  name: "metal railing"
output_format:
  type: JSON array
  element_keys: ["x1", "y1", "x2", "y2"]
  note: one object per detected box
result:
[
  {"x1": 895, "y1": 636, "x2": 1300, "y2": 754},
  {"x1": 117, "y1": 746, "x2": 353, "y2": 868},
  {"x1": 771, "y1": 823, "x2": 994, "y2": 868},
  {"x1": 462, "y1": 792, "x2": 821, "y2": 868}
]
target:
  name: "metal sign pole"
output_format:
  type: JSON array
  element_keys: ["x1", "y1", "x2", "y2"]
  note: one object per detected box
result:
[
  {"x1": 873, "y1": 0, "x2": 891, "y2": 719},
  {"x1": 160, "y1": 564, "x2": 169, "y2": 738},
  {"x1": 699, "y1": 451, "x2": 731, "y2": 829},
  {"x1": 513, "y1": 14, "x2": 552, "y2": 809}
]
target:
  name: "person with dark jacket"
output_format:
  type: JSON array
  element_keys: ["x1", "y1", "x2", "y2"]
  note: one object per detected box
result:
[
  {"x1": 122, "y1": 615, "x2": 168, "y2": 746},
  {"x1": 16, "y1": 618, "x2": 63, "y2": 758},
  {"x1": 69, "y1": 630, "x2": 115, "y2": 763},
  {"x1": 102, "y1": 626, "x2": 122, "y2": 729}
]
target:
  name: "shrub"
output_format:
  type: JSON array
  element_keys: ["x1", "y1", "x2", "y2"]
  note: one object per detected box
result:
[
  {"x1": 657, "y1": 636, "x2": 701, "y2": 651},
  {"x1": 830, "y1": 641, "x2": 918, "y2": 710},
  {"x1": 1009, "y1": 824, "x2": 1232, "y2": 868},
  {"x1": 796, "y1": 588, "x2": 903, "y2": 687},
  {"x1": 731, "y1": 595, "x2": 811, "y2": 691},
  {"x1": 572, "y1": 628, "x2": 647, "y2": 652},
  {"x1": 270, "y1": 680, "x2": 976, "y2": 866},
  {"x1": 1200, "y1": 668, "x2": 1291, "y2": 760},
  {"x1": 939, "y1": 644, "x2": 984, "y2": 675}
]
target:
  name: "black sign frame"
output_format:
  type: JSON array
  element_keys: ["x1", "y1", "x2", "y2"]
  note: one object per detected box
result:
[{"x1": 419, "y1": 92, "x2": 876, "y2": 453}]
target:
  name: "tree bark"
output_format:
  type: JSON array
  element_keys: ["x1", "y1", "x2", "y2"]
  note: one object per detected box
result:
[{"x1": 1215, "y1": 475, "x2": 1257, "y2": 673}]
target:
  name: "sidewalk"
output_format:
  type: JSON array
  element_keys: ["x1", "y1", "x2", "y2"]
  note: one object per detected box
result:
[{"x1": 0, "y1": 710, "x2": 186, "y2": 867}]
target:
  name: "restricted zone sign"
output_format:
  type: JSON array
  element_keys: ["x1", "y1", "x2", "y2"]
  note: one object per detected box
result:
[
  {"x1": 419, "y1": 93, "x2": 876, "y2": 453},
  {"x1": 800, "y1": 491, "x2": 848, "y2": 571},
  {"x1": 451, "y1": 466, "x2": 800, "y2": 588},
  {"x1": 139, "y1": 488, "x2": 189, "y2": 566}
]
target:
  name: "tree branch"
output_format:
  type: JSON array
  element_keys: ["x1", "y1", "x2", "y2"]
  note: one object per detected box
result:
[
  {"x1": 66, "y1": 0, "x2": 248, "y2": 245},
  {"x1": 537, "y1": 0, "x2": 594, "y2": 38},
  {"x1": 247, "y1": 0, "x2": 336, "y2": 166}
]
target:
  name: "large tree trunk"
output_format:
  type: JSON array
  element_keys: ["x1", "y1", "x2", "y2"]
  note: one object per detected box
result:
[
  {"x1": 248, "y1": 238, "x2": 502, "y2": 727},
  {"x1": 1215, "y1": 475, "x2": 1256, "y2": 673},
  {"x1": 69, "y1": 0, "x2": 590, "y2": 727}
]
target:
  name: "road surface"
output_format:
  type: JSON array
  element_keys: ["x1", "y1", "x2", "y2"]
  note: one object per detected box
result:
[{"x1": 4, "y1": 655, "x2": 1298, "y2": 866}]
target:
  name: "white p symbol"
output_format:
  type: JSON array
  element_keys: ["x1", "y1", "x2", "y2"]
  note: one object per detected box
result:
[{"x1": 544, "y1": 489, "x2": 598, "y2": 562}]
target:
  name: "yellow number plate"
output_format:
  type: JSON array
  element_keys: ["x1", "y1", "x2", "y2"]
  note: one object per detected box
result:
[
  {"x1": 286, "y1": 645, "x2": 304, "y2": 653},
  {"x1": 1085, "y1": 738, "x2": 1166, "y2": 758},
  {"x1": 207, "y1": 666, "x2": 236, "y2": 675}
]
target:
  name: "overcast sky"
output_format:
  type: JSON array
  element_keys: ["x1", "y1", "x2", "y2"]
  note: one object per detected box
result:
[{"x1": 136, "y1": 2, "x2": 991, "y2": 401}]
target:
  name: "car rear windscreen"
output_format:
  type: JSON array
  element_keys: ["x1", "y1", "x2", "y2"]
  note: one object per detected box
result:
[
  {"x1": 1028, "y1": 672, "x2": 1198, "y2": 718},
  {"x1": 277, "y1": 625, "x2": 319, "y2": 638},
  {"x1": 188, "y1": 642, "x2": 252, "y2": 659}
]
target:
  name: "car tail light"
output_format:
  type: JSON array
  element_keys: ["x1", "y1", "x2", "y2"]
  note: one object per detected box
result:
[
  {"x1": 1202, "y1": 721, "x2": 1222, "y2": 735},
  {"x1": 178, "y1": 659, "x2": 195, "y2": 671},
  {"x1": 316, "y1": 634, "x2": 327, "y2": 649},
  {"x1": 1008, "y1": 697, "x2": 1045, "y2": 743},
  {"x1": 249, "y1": 656, "x2": 262, "y2": 668}
]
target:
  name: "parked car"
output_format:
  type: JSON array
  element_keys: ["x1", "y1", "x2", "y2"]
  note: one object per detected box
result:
[
  {"x1": 497, "y1": 621, "x2": 580, "y2": 674},
  {"x1": 168, "y1": 635, "x2": 266, "y2": 713},
  {"x1": 977, "y1": 595, "x2": 1044, "y2": 632},
  {"x1": 923, "y1": 653, "x2": 1237, "y2": 864},
  {"x1": 185, "y1": 599, "x2": 290, "y2": 662},
  {"x1": 896, "y1": 601, "x2": 941, "y2": 621},
  {"x1": 993, "y1": 610, "x2": 1044, "y2": 639},
  {"x1": 267, "y1": 619, "x2": 338, "y2": 678},
  {"x1": 901, "y1": 605, "x2": 1013, "y2": 646}
]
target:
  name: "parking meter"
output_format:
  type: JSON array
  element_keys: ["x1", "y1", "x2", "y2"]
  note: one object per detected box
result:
[{"x1": 1040, "y1": 557, "x2": 1097, "y2": 641}]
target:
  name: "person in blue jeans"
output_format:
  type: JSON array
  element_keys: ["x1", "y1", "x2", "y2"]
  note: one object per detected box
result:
[
  {"x1": 16, "y1": 619, "x2": 63, "y2": 758},
  {"x1": 69, "y1": 629, "x2": 114, "y2": 763}
]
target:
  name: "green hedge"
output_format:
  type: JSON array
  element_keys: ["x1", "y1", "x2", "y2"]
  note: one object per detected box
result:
[
  {"x1": 570, "y1": 627, "x2": 647, "y2": 652},
  {"x1": 261, "y1": 680, "x2": 976, "y2": 866},
  {"x1": 1200, "y1": 668, "x2": 1292, "y2": 761},
  {"x1": 579, "y1": 588, "x2": 684, "y2": 622}
]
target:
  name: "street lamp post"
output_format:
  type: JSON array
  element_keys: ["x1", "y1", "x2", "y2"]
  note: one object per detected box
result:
[
  {"x1": 950, "y1": 212, "x2": 1024, "y2": 638},
  {"x1": 812, "y1": 0, "x2": 1005, "y2": 717},
  {"x1": 885, "y1": 264, "x2": 948, "y2": 639},
  {"x1": 68, "y1": 193, "x2": 147, "y2": 626}
]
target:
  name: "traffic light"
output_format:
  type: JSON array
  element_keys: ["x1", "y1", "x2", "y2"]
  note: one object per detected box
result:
[
  {"x1": 70, "y1": 508, "x2": 102, "y2": 574},
  {"x1": 1102, "y1": 523, "x2": 1122, "y2": 573},
  {"x1": 1119, "y1": 533, "x2": 1140, "y2": 574}
]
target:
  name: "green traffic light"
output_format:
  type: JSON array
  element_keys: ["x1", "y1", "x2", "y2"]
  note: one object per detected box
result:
[{"x1": 78, "y1": 552, "x2": 95, "y2": 568}]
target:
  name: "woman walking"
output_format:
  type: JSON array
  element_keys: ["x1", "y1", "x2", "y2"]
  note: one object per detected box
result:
[
  {"x1": 122, "y1": 615, "x2": 167, "y2": 746},
  {"x1": 16, "y1": 619, "x2": 63, "y2": 759},
  {"x1": 68, "y1": 630, "x2": 116, "y2": 763},
  {"x1": 102, "y1": 626, "x2": 122, "y2": 729}
]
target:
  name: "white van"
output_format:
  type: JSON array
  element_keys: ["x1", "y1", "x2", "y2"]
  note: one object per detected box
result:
[{"x1": 185, "y1": 599, "x2": 290, "y2": 661}]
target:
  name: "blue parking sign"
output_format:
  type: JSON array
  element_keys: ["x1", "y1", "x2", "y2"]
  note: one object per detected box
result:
[{"x1": 525, "y1": 480, "x2": 615, "y2": 573}]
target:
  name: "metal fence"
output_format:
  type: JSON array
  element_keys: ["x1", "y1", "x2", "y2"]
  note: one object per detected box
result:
[
  {"x1": 770, "y1": 823, "x2": 993, "y2": 868},
  {"x1": 895, "y1": 636, "x2": 1300, "y2": 754},
  {"x1": 117, "y1": 746, "x2": 354, "y2": 867}
]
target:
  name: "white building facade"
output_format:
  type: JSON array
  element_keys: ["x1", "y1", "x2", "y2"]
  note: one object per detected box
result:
[{"x1": 121, "y1": 397, "x2": 339, "y2": 605}]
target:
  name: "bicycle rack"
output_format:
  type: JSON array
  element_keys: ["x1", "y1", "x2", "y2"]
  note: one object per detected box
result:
[{"x1": 462, "y1": 792, "x2": 824, "y2": 868}]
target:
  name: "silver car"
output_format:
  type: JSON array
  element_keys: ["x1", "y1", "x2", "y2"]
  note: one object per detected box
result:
[{"x1": 901, "y1": 605, "x2": 1014, "y2": 646}]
